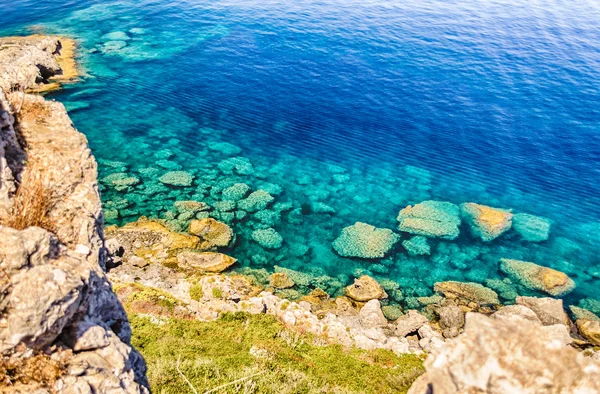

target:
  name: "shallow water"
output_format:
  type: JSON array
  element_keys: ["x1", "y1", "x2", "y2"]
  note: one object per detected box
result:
[{"x1": 2, "y1": 0, "x2": 600, "y2": 309}]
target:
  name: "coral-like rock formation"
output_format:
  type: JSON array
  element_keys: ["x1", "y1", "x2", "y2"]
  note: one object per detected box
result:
[
  {"x1": 0, "y1": 36, "x2": 147, "y2": 393},
  {"x1": 433, "y1": 281, "x2": 499, "y2": 306},
  {"x1": 402, "y1": 235, "x2": 431, "y2": 256},
  {"x1": 251, "y1": 227, "x2": 284, "y2": 249},
  {"x1": 460, "y1": 202, "x2": 513, "y2": 242},
  {"x1": 345, "y1": 275, "x2": 388, "y2": 302},
  {"x1": 512, "y1": 212, "x2": 551, "y2": 242},
  {"x1": 332, "y1": 222, "x2": 399, "y2": 258},
  {"x1": 410, "y1": 313, "x2": 600, "y2": 394},
  {"x1": 158, "y1": 170, "x2": 194, "y2": 186},
  {"x1": 500, "y1": 258, "x2": 575, "y2": 296},
  {"x1": 397, "y1": 200, "x2": 461, "y2": 240}
]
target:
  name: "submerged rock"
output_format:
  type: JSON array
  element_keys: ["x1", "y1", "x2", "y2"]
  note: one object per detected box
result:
[
  {"x1": 238, "y1": 190, "x2": 274, "y2": 212},
  {"x1": 397, "y1": 200, "x2": 461, "y2": 240},
  {"x1": 269, "y1": 272, "x2": 295, "y2": 289},
  {"x1": 158, "y1": 170, "x2": 194, "y2": 187},
  {"x1": 402, "y1": 235, "x2": 431, "y2": 256},
  {"x1": 251, "y1": 228, "x2": 283, "y2": 249},
  {"x1": 460, "y1": 202, "x2": 513, "y2": 242},
  {"x1": 500, "y1": 258, "x2": 575, "y2": 296},
  {"x1": 513, "y1": 213, "x2": 551, "y2": 242},
  {"x1": 345, "y1": 275, "x2": 388, "y2": 302},
  {"x1": 410, "y1": 313, "x2": 600, "y2": 394},
  {"x1": 221, "y1": 182, "x2": 250, "y2": 201},
  {"x1": 433, "y1": 281, "x2": 499, "y2": 306},
  {"x1": 188, "y1": 218, "x2": 234, "y2": 248},
  {"x1": 332, "y1": 222, "x2": 399, "y2": 259},
  {"x1": 177, "y1": 251, "x2": 236, "y2": 272}
]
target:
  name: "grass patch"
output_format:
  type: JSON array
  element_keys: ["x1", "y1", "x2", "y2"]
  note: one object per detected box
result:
[
  {"x1": 211, "y1": 287, "x2": 223, "y2": 299},
  {"x1": 129, "y1": 311, "x2": 424, "y2": 394},
  {"x1": 189, "y1": 283, "x2": 204, "y2": 301}
]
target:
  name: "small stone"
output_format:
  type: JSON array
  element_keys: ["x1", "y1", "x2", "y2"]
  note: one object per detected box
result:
[
  {"x1": 130, "y1": 256, "x2": 149, "y2": 268},
  {"x1": 345, "y1": 276, "x2": 387, "y2": 302},
  {"x1": 394, "y1": 310, "x2": 428, "y2": 337}
]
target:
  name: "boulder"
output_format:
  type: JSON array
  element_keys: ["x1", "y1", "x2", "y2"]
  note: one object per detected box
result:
[
  {"x1": 570, "y1": 306, "x2": 600, "y2": 322},
  {"x1": 269, "y1": 272, "x2": 295, "y2": 289},
  {"x1": 359, "y1": 300, "x2": 388, "y2": 328},
  {"x1": 515, "y1": 296, "x2": 570, "y2": 326},
  {"x1": 176, "y1": 251, "x2": 236, "y2": 272},
  {"x1": 492, "y1": 304, "x2": 541, "y2": 324},
  {"x1": 460, "y1": 202, "x2": 512, "y2": 241},
  {"x1": 394, "y1": 310, "x2": 428, "y2": 337},
  {"x1": 410, "y1": 313, "x2": 600, "y2": 394},
  {"x1": 345, "y1": 276, "x2": 388, "y2": 302},
  {"x1": 500, "y1": 258, "x2": 575, "y2": 296},
  {"x1": 577, "y1": 319, "x2": 600, "y2": 345},
  {"x1": 438, "y1": 305, "x2": 465, "y2": 338},
  {"x1": 512, "y1": 213, "x2": 551, "y2": 242},
  {"x1": 433, "y1": 281, "x2": 499, "y2": 306},
  {"x1": 332, "y1": 222, "x2": 399, "y2": 258},
  {"x1": 188, "y1": 218, "x2": 233, "y2": 248},
  {"x1": 397, "y1": 200, "x2": 461, "y2": 240}
]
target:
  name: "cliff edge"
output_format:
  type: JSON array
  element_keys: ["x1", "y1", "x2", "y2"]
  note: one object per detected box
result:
[{"x1": 0, "y1": 36, "x2": 148, "y2": 393}]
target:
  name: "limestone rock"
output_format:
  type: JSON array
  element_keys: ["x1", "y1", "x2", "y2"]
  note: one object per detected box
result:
[
  {"x1": 492, "y1": 304, "x2": 541, "y2": 324},
  {"x1": 397, "y1": 200, "x2": 461, "y2": 240},
  {"x1": 332, "y1": 222, "x2": 399, "y2": 258},
  {"x1": 251, "y1": 228, "x2": 283, "y2": 249},
  {"x1": 500, "y1": 258, "x2": 575, "y2": 296},
  {"x1": 345, "y1": 275, "x2": 388, "y2": 302},
  {"x1": 177, "y1": 251, "x2": 236, "y2": 272},
  {"x1": 402, "y1": 235, "x2": 431, "y2": 256},
  {"x1": 188, "y1": 218, "x2": 233, "y2": 248},
  {"x1": 158, "y1": 170, "x2": 194, "y2": 186},
  {"x1": 515, "y1": 296, "x2": 570, "y2": 326},
  {"x1": 434, "y1": 281, "x2": 499, "y2": 306},
  {"x1": 269, "y1": 272, "x2": 295, "y2": 289},
  {"x1": 577, "y1": 319, "x2": 600, "y2": 345},
  {"x1": 411, "y1": 313, "x2": 600, "y2": 394},
  {"x1": 394, "y1": 310, "x2": 428, "y2": 337},
  {"x1": 460, "y1": 202, "x2": 512, "y2": 242},
  {"x1": 359, "y1": 300, "x2": 388, "y2": 328},
  {"x1": 570, "y1": 306, "x2": 600, "y2": 322},
  {"x1": 512, "y1": 213, "x2": 551, "y2": 242},
  {"x1": 438, "y1": 305, "x2": 465, "y2": 338}
]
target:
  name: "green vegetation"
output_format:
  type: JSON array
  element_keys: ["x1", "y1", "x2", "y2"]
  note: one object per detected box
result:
[
  {"x1": 211, "y1": 287, "x2": 223, "y2": 299},
  {"x1": 189, "y1": 283, "x2": 204, "y2": 301},
  {"x1": 130, "y1": 312, "x2": 424, "y2": 394}
]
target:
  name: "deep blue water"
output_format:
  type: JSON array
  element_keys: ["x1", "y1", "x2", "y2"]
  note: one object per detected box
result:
[{"x1": 2, "y1": 0, "x2": 600, "y2": 309}]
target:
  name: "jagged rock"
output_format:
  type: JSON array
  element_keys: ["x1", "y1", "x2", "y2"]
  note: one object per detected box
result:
[
  {"x1": 345, "y1": 275, "x2": 388, "y2": 302},
  {"x1": 394, "y1": 310, "x2": 428, "y2": 337},
  {"x1": 492, "y1": 304, "x2": 541, "y2": 324},
  {"x1": 176, "y1": 251, "x2": 236, "y2": 272},
  {"x1": 433, "y1": 281, "x2": 499, "y2": 306},
  {"x1": 460, "y1": 202, "x2": 513, "y2": 241},
  {"x1": 269, "y1": 272, "x2": 295, "y2": 289},
  {"x1": 332, "y1": 222, "x2": 399, "y2": 258},
  {"x1": 515, "y1": 296, "x2": 570, "y2": 326},
  {"x1": 359, "y1": 300, "x2": 388, "y2": 328},
  {"x1": 417, "y1": 324, "x2": 445, "y2": 353},
  {"x1": 512, "y1": 213, "x2": 551, "y2": 242},
  {"x1": 438, "y1": 305, "x2": 465, "y2": 338},
  {"x1": 500, "y1": 258, "x2": 575, "y2": 296},
  {"x1": 188, "y1": 218, "x2": 233, "y2": 248},
  {"x1": 577, "y1": 319, "x2": 600, "y2": 345},
  {"x1": 397, "y1": 200, "x2": 461, "y2": 240},
  {"x1": 411, "y1": 313, "x2": 600, "y2": 394}
]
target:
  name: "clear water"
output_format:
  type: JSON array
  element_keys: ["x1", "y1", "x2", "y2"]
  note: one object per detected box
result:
[{"x1": 2, "y1": 0, "x2": 600, "y2": 309}]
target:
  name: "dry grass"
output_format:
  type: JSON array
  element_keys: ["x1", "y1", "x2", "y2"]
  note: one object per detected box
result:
[{"x1": 0, "y1": 160, "x2": 57, "y2": 232}]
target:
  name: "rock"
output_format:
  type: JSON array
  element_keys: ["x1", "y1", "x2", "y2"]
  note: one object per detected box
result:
[
  {"x1": 394, "y1": 310, "x2": 428, "y2": 337},
  {"x1": 500, "y1": 258, "x2": 575, "y2": 296},
  {"x1": 512, "y1": 213, "x2": 551, "y2": 242},
  {"x1": 251, "y1": 228, "x2": 283, "y2": 249},
  {"x1": 130, "y1": 256, "x2": 149, "y2": 268},
  {"x1": 345, "y1": 275, "x2": 388, "y2": 302},
  {"x1": 207, "y1": 141, "x2": 242, "y2": 156},
  {"x1": 515, "y1": 296, "x2": 570, "y2": 326},
  {"x1": 540, "y1": 324, "x2": 573, "y2": 348},
  {"x1": 221, "y1": 183, "x2": 250, "y2": 201},
  {"x1": 460, "y1": 202, "x2": 513, "y2": 241},
  {"x1": 397, "y1": 200, "x2": 461, "y2": 240},
  {"x1": 188, "y1": 218, "x2": 234, "y2": 248},
  {"x1": 438, "y1": 305, "x2": 465, "y2": 338},
  {"x1": 237, "y1": 190, "x2": 274, "y2": 212},
  {"x1": 411, "y1": 313, "x2": 600, "y2": 394},
  {"x1": 417, "y1": 324, "x2": 445, "y2": 353},
  {"x1": 176, "y1": 251, "x2": 236, "y2": 272},
  {"x1": 174, "y1": 200, "x2": 209, "y2": 213},
  {"x1": 332, "y1": 222, "x2": 399, "y2": 259},
  {"x1": 158, "y1": 171, "x2": 194, "y2": 187},
  {"x1": 382, "y1": 305, "x2": 404, "y2": 321},
  {"x1": 570, "y1": 306, "x2": 600, "y2": 322},
  {"x1": 359, "y1": 300, "x2": 388, "y2": 328},
  {"x1": 577, "y1": 319, "x2": 600, "y2": 345},
  {"x1": 269, "y1": 272, "x2": 295, "y2": 289},
  {"x1": 433, "y1": 281, "x2": 499, "y2": 306},
  {"x1": 402, "y1": 235, "x2": 431, "y2": 256},
  {"x1": 492, "y1": 304, "x2": 541, "y2": 324}
]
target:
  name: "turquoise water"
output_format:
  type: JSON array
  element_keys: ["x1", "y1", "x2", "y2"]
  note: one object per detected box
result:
[{"x1": 2, "y1": 0, "x2": 600, "y2": 310}]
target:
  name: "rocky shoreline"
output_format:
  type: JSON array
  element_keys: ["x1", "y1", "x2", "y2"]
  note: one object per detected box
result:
[{"x1": 1, "y1": 34, "x2": 600, "y2": 394}]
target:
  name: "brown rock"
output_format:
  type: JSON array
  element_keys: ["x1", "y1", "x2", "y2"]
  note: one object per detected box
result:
[
  {"x1": 460, "y1": 203, "x2": 512, "y2": 241},
  {"x1": 269, "y1": 272, "x2": 295, "y2": 289},
  {"x1": 516, "y1": 296, "x2": 570, "y2": 326},
  {"x1": 434, "y1": 281, "x2": 499, "y2": 306},
  {"x1": 345, "y1": 275, "x2": 388, "y2": 302},
  {"x1": 188, "y1": 218, "x2": 233, "y2": 248},
  {"x1": 577, "y1": 319, "x2": 600, "y2": 346},
  {"x1": 500, "y1": 258, "x2": 575, "y2": 296},
  {"x1": 176, "y1": 251, "x2": 236, "y2": 272}
]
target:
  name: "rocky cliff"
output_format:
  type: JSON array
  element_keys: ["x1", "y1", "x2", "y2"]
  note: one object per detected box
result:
[{"x1": 0, "y1": 36, "x2": 148, "y2": 393}]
